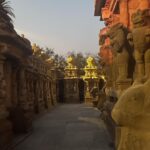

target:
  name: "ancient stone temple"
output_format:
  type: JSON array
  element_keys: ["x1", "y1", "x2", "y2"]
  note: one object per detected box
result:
[
  {"x1": 0, "y1": 0, "x2": 33, "y2": 146},
  {"x1": 94, "y1": 0, "x2": 150, "y2": 149},
  {"x1": 0, "y1": 1, "x2": 57, "y2": 149}
]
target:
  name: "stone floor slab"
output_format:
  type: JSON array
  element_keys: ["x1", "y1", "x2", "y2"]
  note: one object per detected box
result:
[{"x1": 13, "y1": 104, "x2": 112, "y2": 150}]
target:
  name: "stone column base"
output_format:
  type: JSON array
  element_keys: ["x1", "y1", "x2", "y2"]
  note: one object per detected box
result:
[{"x1": 0, "y1": 119, "x2": 13, "y2": 149}]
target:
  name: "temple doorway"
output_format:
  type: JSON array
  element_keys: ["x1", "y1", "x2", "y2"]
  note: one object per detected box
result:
[
  {"x1": 57, "y1": 79, "x2": 65, "y2": 103},
  {"x1": 78, "y1": 79, "x2": 85, "y2": 103}
]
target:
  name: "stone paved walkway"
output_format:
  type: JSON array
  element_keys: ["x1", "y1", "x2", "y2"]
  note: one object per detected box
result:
[{"x1": 14, "y1": 104, "x2": 112, "y2": 150}]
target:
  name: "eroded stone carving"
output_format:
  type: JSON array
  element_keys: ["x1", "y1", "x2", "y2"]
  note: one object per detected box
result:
[
  {"x1": 107, "y1": 23, "x2": 131, "y2": 82},
  {"x1": 112, "y1": 79, "x2": 150, "y2": 150},
  {"x1": 127, "y1": 9, "x2": 150, "y2": 82},
  {"x1": 0, "y1": 55, "x2": 12, "y2": 148}
]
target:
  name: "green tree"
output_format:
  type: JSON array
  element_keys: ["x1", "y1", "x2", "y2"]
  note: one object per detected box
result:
[
  {"x1": 67, "y1": 51, "x2": 86, "y2": 68},
  {"x1": 45, "y1": 47, "x2": 55, "y2": 57},
  {"x1": 0, "y1": 0, "x2": 15, "y2": 30},
  {"x1": 67, "y1": 51, "x2": 87, "y2": 76}
]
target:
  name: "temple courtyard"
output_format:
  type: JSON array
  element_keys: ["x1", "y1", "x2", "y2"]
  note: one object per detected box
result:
[{"x1": 11, "y1": 104, "x2": 112, "y2": 150}]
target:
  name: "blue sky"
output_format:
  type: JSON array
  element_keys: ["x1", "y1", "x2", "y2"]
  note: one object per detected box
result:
[{"x1": 11, "y1": 0, "x2": 104, "y2": 55}]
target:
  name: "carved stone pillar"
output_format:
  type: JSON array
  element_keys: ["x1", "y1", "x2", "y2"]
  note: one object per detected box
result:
[
  {"x1": 0, "y1": 55, "x2": 8, "y2": 119},
  {"x1": 43, "y1": 79, "x2": 48, "y2": 109},
  {"x1": 49, "y1": 81, "x2": 53, "y2": 106},
  {"x1": 10, "y1": 66, "x2": 33, "y2": 133},
  {"x1": 37, "y1": 77, "x2": 45, "y2": 112},
  {"x1": 40, "y1": 78, "x2": 45, "y2": 111},
  {"x1": 46, "y1": 80, "x2": 52, "y2": 108},
  {"x1": 49, "y1": 81, "x2": 54, "y2": 106},
  {"x1": 35, "y1": 79, "x2": 40, "y2": 113},
  {"x1": 107, "y1": 23, "x2": 134, "y2": 96},
  {"x1": 34, "y1": 80, "x2": 39, "y2": 113},
  {"x1": 11, "y1": 67, "x2": 19, "y2": 106},
  {"x1": 0, "y1": 55, "x2": 12, "y2": 149},
  {"x1": 51, "y1": 80, "x2": 57, "y2": 105},
  {"x1": 26, "y1": 73, "x2": 34, "y2": 113},
  {"x1": 30, "y1": 79, "x2": 35, "y2": 112},
  {"x1": 18, "y1": 67, "x2": 28, "y2": 110},
  {"x1": 128, "y1": 9, "x2": 150, "y2": 83}
]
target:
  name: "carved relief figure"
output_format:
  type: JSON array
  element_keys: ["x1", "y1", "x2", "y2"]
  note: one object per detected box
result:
[
  {"x1": 112, "y1": 79, "x2": 150, "y2": 150},
  {"x1": 127, "y1": 9, "x2": 150, "y2": 82},
  {"x1": 107, "y1": 23, "x2": 132, "y2": 82}
]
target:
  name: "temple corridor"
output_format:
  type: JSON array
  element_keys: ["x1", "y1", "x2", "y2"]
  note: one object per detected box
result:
[{"x1": 12, "y1": 104, "x2": 112, "y2": 150}]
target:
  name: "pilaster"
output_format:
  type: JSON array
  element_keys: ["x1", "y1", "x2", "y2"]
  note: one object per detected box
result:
[{"x1": 0, "y1": 55, "x2": 12, "y2": 149}]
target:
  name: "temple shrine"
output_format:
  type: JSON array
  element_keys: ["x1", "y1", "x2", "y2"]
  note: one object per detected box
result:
[
  {"x1": 0, "y1": 0, "x2": 150, "y2": 149},
  {"x1": 63, "y1": 56, "x2": 80, "y2": 103},
  {"x1": 82, "y1": 56, "x2": 99, "y2": 103}
]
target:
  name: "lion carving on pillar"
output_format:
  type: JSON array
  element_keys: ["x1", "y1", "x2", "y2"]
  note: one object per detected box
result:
[
  {"x1": 107, "y1": 23, "x2": 133, "y2": 82},
  {"x1": 127, "y1": 9, "x2": 150, "y2": 83}
]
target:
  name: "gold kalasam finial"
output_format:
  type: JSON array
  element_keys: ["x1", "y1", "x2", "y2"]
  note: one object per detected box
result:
[
  {"x1": 65, "y1": 56, "x2": 78, "y2": 78},
  {"x1": 86, "y1": 56, "x2": 96, "y2": 68},
  {"x1": 83, "y1": 56, "x2": 98, "y2": 79},
  {"x1": 66, "y1": 56, "x2": 75, "y2": 68},
  {"x1": 67, "y1": 56, "x2": 74, "y2": 64}
]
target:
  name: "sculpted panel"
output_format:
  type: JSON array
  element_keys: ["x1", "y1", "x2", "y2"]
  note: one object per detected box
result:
[
  {"x1": 127, "y1": 9, "x2": 150, "y2": 83},
  {"x1": 107, "y1": 23, "x2": 134, "y2": 82}
]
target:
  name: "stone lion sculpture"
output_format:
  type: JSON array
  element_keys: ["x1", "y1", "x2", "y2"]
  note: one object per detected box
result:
[
  {"x1": 108, "y1": 23, "x2": 134, "y2": 82},
  {"x1": 127, "y1": 9, "x2": 150, "y2": 83},
  {"x1": 112, "y1": 79, "x2": 150, "y2": 150}
]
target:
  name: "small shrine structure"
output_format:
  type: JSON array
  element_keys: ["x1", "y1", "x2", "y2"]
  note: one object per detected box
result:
[
  {"x1": 63, "y1": 56, "x2": 80, "y2": 103},
  {"x1": 82, "y1": 56, "x2": 99, "y2": 103}
]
